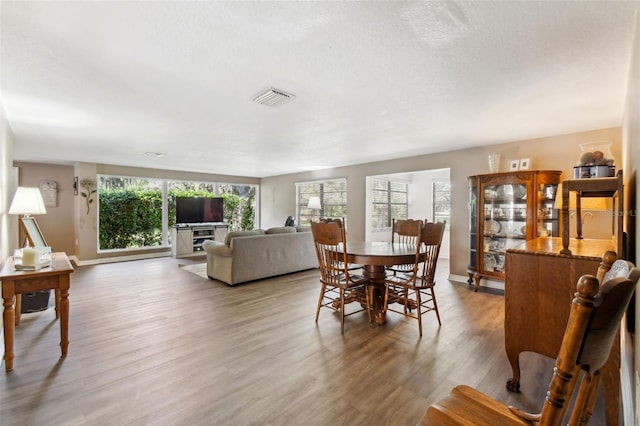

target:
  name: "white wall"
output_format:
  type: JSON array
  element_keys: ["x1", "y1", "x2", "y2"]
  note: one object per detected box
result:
[
  {"x1": 0, "y1": 101, "x2": 17, "y2": 264},
  {"x1": 621, "y1": 8, "x2": 640, "y2": 424}
]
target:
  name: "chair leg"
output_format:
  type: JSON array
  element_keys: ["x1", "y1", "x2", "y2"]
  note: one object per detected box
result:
[
  {"x1": 403, "y1": 288, "x2": 409, "y2": 314},
  {"x1": 315, "y1": 282, "x2": 327, "y2": 323},
  {"x1": 415, "y1": 288, "x2": 423, "y2": 337},
  {"x1": 365, "y1": 285, "x2": 372, "y2": 323},
  {"x1": 568, "y1": 371, "x2": 601, "y2": 425},
  {"x1": 383, "y1": 284, "x2": 390, "y2": 313},
  {"x1": 431, "y1": 287, "x2": 442, "y2": 326},
  {"x1": 340, "y1": 288, "x2": 345, "y2": 334}
]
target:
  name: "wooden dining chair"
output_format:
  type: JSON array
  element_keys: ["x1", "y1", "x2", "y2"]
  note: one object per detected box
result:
[
  {"x1": 383, "y1": 219, "x2": 424, "y2": 329},
  {"x1": 414, "y1": 221, "x2": 446, "y2": 331},
  {"x1": 385, "y1": 221, "x2": 445, "y2": 336},
  {"x1": 311, "y1": 218, "x2": 371, "y2": 333},
  {"x1": 418, "y1": 263, "x2": 639, "y2": 425},
  {"x1": 387, "y1": 218, "x2": 424, "y2": 276}
]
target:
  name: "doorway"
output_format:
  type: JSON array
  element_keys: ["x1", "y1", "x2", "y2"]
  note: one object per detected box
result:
[{"x1": 365, "y1": 168, "x2": 450, "y2": 259}]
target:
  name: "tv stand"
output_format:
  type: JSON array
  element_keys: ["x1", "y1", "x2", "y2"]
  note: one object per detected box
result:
[{"x1": 171, "y1": 223, "x2": 229, "y2": 258}]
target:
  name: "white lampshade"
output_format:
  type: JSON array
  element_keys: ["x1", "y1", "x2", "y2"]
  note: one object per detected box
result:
[
  {"x1": 8, "y1": 187, "x2": 47, "y2": 216},
  {"x1": 307, "y1": 196, "x2": 321, "y2": 210}
]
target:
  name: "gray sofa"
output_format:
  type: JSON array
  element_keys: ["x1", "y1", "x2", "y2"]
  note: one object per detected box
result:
[{"x1": 202, "y1": 226, "x2": 317, "y2": 285}]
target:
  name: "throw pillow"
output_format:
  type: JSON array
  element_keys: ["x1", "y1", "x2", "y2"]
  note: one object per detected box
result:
[
  {"x1": 224, "y1": 229, "x2": 264, "y2": 245},
  {"x1": 265, "y1": 226, "x2": 297, "y2": 235}
]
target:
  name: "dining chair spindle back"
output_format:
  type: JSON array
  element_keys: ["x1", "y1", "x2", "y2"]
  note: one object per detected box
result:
[
  {"x1": 388, "y1": 218, "x2": 424, "y2": 276},
  {"x1": 385, "y1": 221, "x2": 445, "y2": 336},
  {"x1": 311, "y1": 218, "x2": 371, "y2": 333}
]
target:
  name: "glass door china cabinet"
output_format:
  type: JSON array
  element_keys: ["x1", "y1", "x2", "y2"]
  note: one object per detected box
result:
[{"x1": 468, "y1": 170, "x2": 561, "y2": 291}]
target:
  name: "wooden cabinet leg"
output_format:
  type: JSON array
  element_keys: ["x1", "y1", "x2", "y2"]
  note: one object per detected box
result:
[{"x1": 505, "y1": 349, "x2": 521, "y2": 392}]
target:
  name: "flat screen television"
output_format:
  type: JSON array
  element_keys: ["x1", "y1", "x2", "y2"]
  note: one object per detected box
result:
[{"x1": 176, "y1": 197, "x2": 224, "y2": 224}]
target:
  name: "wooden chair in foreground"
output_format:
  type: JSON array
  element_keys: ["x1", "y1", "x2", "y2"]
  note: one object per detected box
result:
[
  {"x1": 419, "y1": 262, "x2": 639, "y2": 425},
  {"x1": 311, "y1": 218, "x2": 372, "y2": 334}
]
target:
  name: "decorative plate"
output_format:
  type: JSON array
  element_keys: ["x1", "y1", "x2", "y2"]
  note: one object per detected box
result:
[
  {"x1": 485, "y1": 220, "x2": 501, "y2": 234},
  {"x1": 496, "y1": 184, "x2": 526, "y2": 200},
  {"x1": 484, "y1": 189, "x2": 496, "y2": 200},
  {"x1": 496, "y1": 185, "x2": 513, "y2": 199},
  {"x1": 514, "y1": 184, "x2": 526, "y2": 199}
]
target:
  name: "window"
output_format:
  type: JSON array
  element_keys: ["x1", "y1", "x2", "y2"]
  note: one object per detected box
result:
[
  {"x1": 433, "y1": 180, "x2": 451, "y2": 227},
  {"x1": 296, "y1": 179, "x2": 347, "y2": 225},
  {"x1": 371, "y1": 178, "x2": 408, "y2": 230},
  {"x1": 98, "y1": 175, "x2": 257, "y2": 251},
  {"x1": 99, "y1": 176, "x2": 165, "y2": 250}
]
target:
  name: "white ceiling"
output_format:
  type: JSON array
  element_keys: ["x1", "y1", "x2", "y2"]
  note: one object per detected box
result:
[{"x1": 2, "y1": 1, "x2": 638, "y2": 178}]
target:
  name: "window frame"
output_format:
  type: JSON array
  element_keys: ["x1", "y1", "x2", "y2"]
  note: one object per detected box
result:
[
  {"x1": 371, "y1": 177, "x2": 408, "y2": 231},
  {"x1": 432, "y1": 179, "x2": 451, "y2": 228},
  {"x1": 295, "y1": 178, "x2": 347, "y2": 226}
]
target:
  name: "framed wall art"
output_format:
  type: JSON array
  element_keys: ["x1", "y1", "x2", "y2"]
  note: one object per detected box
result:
[
  {"x1": 39, "y1": 180, "x2": 58, "y2": 207},
  {"x1": 519, "y1": 158, "x2": 531, "y2": 170}
]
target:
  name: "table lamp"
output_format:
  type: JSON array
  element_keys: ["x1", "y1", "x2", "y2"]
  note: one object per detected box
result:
[
  {"x1": 9, "y1": 187, "x2": 48, "y2": 264},
  {"x1": 9, "y1": 187, "x2": 47, "y2": 218},
  {"x1": 307, "y1": 196, "x2": 322, "y2": 222}
]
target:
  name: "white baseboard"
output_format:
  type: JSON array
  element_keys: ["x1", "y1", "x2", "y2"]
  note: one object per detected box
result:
[
  {"x1": 620, "y1": 315, "x2": 635, "y2": 426},
  {"x1": 69, "y1": 251, "x2": 171, "y2": 266}
]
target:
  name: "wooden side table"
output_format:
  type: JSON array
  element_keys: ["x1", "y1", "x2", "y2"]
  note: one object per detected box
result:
[
  {"x1": 560, "y1": 170, "x2": 623, "y2": 256},
  {"x1": 505, "y1": 238, "x2": 619, "y2": 425},
  {"x1": 1, "y1": 252, "x2": 74, "y2": 371}
]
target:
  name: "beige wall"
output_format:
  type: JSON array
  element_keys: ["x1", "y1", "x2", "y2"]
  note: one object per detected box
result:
[
  {"x1": 13, "y1": 162, "x2": 76, "y2": 255},
  {"x1": 261, "y1": 126, "x2": 622, "y2": 281}
]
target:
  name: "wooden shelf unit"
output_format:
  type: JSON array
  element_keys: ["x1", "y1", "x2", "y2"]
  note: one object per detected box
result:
[
  {"x1": 171, "y1": 223, "x2": 228, "y2": 258},
  {"x1": 560, "y1": 170, "x2": 623, "y2": 257}
]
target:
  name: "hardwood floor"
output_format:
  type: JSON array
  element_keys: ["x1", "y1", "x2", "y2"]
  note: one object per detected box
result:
[{"x1": 1, "y1": 256, "x2": 606, "y2": 425}]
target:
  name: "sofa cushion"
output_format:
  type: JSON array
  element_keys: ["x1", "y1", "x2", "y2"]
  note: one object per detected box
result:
[
  {"x1": 265, "y1": 226, "x2": 297, "y2": 235},
  {"x1": 224, "y1": 229, "x2": 264, "y2": 245},
  {"x1": 295, "y1": 226, "x2": 311, "y2": 233}
]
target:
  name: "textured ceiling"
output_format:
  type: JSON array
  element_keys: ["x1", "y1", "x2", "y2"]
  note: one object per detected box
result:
[{"x1": 1, "y1": 1, "x2": 638, "y2": 178}]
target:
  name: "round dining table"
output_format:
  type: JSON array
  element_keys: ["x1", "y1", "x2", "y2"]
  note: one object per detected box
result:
[{"x1": 338, "y1": 241, "x2": 421, "y2": 325}]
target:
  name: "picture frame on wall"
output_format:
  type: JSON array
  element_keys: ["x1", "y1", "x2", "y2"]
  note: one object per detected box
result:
[
  {"x1": 39, "y1": 180, "x2": 57, "y2": 207},
  {"x1": 519, "y1": 158, "x2": 531, "y2": 170},
  {"x1": 509, "y1": 160, "x2": 520, "y2": 171}
]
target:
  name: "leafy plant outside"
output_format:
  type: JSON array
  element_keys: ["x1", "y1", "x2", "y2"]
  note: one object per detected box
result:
[{"x1": 98, "y1": 188, "x2": 255, "y2": 250}]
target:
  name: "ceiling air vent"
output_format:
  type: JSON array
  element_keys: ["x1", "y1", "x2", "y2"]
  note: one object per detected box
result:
[{"x1": 251, "y1": 87, "x2": 295, "y2": 107}]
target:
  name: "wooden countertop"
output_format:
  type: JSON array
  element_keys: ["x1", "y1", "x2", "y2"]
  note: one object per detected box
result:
[{"x1": 507, "y1": 237, "x2": 616, "y2": 260}]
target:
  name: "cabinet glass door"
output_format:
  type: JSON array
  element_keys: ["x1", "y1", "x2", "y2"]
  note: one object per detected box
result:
[
  {"x1": 537, "y1": 183, "x2": 559, "y2": 237},
  {"x1": 481, "y1": 183, "x2": 528, "y2": 275},
  {"x1": 468, "y1": 178, "x2": 478, "y2": 271}
]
